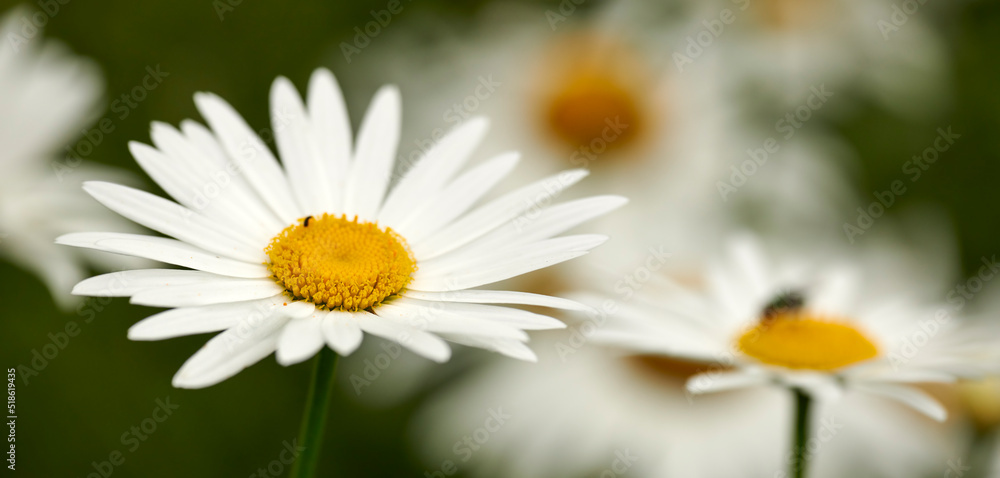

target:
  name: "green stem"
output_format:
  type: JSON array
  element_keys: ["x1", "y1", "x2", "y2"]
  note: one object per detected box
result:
[
  {"x1": 791, "y1": 388, "x2": 812, "y2": 478},
  {"x1": 290, "y1": 347, "x2": 339, "y2": 478}
]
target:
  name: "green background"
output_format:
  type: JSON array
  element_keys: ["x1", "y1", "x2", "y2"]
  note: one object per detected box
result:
[{"x1": 1, "y1": 0, "x2": 999, "y2": 476}]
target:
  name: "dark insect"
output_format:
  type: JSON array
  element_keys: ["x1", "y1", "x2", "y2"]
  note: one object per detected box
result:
[
  {"x1": 761, "y1": 290, "x2": 805, "y2": 319},
  {"x1": 304, "y1": 216, "x2": 314, "y2": 227}
]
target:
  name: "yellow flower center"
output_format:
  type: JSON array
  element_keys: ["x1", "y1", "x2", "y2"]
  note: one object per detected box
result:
[
  {"x1": 755, "y1": 0, "x2": 829, "y2": 30},
  {"x1": 534, "y1": 33, "x2": 653, "y2": 157},
  {"x1": 545, "y1": 74, "x2": 643, "y2": 153},
  {"x1": 736, "y1": 311, "x2": 878, "y2": 371},
  {"x1": 265, "y1": 214, "x2": 416, "y2": 311}
]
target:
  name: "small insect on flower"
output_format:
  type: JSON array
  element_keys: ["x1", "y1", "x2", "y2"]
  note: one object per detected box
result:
[
  {"x1": 303, "y1": 216, "x2": 314, "y2": 227},
  {"x1": 761, "y1": 290, "x2": 805, "y2": 320}
]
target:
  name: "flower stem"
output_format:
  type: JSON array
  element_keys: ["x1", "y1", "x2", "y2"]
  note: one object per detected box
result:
[
  {"x1": 290, "y1": 347, "x2": 339, "y2": 478},
  {"x1": 791, "y1": 388, "x2": 812, "y2": 478}
]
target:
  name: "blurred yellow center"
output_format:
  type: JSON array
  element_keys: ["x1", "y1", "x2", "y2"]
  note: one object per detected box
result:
[
  {"x1": 545, "y1": 74, "x2": 642, "y2": 152},
  {"x1": 756, "y1": 0, "x2": 827, "y2": 30},
  {"x1": 737, "y1": 312, "x2": 878, "y2": 371},
  {"x1": 265, "y1": 214, "x2": 415, "y2": 311}
]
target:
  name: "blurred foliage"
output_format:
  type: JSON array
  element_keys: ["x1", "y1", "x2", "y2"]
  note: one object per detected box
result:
[{"x1": 0, "y1": 0, "x2": 998, "y2": 476}]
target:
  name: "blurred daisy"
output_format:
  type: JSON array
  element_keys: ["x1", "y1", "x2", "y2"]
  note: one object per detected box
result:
[
  {"x1": 417, "y1": 217, "x2": 970, "y2": 478},
  {"x1": 589, "y1": 234, "x2": 999, "y2": 421},
  {"x1": 0, "y1": 6, "x2": 144, "y2": 309},
  {"x1": 58, "y1": 68, "x2": 623, "y2": 388},
  {"x1": 416, "y1": 335, "x2": 964, "y2": 478},
  {"x1": 674, "y1": 0, "x2": 949, "y2": 115},
  {"x1": 340, "y1": 2, "x2": 733, "y2": 203}
]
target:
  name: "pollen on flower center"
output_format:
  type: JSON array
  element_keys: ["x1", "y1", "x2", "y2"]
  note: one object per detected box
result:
[
  {"x1": 736, "y1": 311, "x2": 878, "y2": 371},
  {"x1": 265, "y1": 213, "x2": 416, "y2": 311}
]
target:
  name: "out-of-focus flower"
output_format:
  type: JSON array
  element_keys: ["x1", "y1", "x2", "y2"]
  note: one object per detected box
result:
[
  {"x1": 58, "y1": 68, "x2": 624, "y2": 388},
  {"x1": 339, "y1": 2, "x2": 734, "y2": 205},
  {"x1": 0, "y1": 6, "x2": 145, "y2": 309},
  {"x1": 588, "y1": 232, "x2": 999, "y2": 421},
  {"x1": 667, "y1": 0, "x2": 948, "y2": 116},
  {"x1": 414, "y1": 217, "x2": 972, "y2": 478},
  {"x1": 414, "y1": 335, "x2": 965, "y2": 478}
]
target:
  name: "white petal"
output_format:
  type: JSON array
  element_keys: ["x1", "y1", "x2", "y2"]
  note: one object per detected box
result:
[
  {"x1": 57, "y1": 232, "x2": 270, "y2": 278},
  {"x1": 686, "y1": 369, "x2": 771, "y2": 395},
  {"x1": 142, "y1": 125, "x2": 282, "y2": 241},
  {"x1": 194, "y1": 92, "x2": 300, "y2": 223},
  {"x1": 439, "y1": 195, "x2": 627, "y2": 261},
  {"x1": 354, "y1": 311, "x2": 450, "y2": 362},
  {"x1": 73, "y1": 269, "x2": 221, "y2": 297},
  {"x1": 410, "y1": 234, "x2": 606, "y2": 291},
  {"x1": 129, "y1": 300, "x2": 277, "y2": 340},
  {"x1": 378, "y1": 118, "x2": 489, "y2": 226},
  {"x1": 306, "y1": 68, "x2": 352, "y2": 212},
  {"x1": 83, "y1": 181, "x2": 264, "y2": 263},
  {"x1": 172, "y1": 315, "x2": 289, "y2": 388},
  {"x1": 390, "y1": 297, "x2": 565, "y2": 330},
  {"x1": 441, "y1": 334, "x2": 538, "y2": 362},
  {"x1": 343, "y1": 86, "x2": 400, "y2": 220},
  {"x1": 321, "y1": 310, "x2": 364, "y2": 356},
  {"x1": 853, "y1": 383, "x2": 948, "y2": 422},
  {"x1": 375, "y1": 302, "x2": 529, "y2": 341},
  {"x1": 413, "y1": 169, "x2": 589, "y2": 260},
  {"x1": 401, "y1": 289, "x2": 592, "y2": 312},
  {"x1": 129, "y1": 279, "x2": 284, "y2": 307},
  {"x1": 271, "y1": 76, "x2": 331, "y2": 214},
  {"x1": 393, "y1": 152, "x2": 520, "y2": 243},
  {"x1": 276, "y1": 312, "x2": 326, "y2": 365}
]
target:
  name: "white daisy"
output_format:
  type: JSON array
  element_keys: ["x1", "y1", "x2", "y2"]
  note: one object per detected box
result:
[
  {"x1": 0, "y1": 6, "x2": 145, "y2": 308},
  {"x1": 57, "y1": 68, "x2": 624, "y2": 388},
  {"x1": 415, "y1": 215, "x2": 972, "y2": 478},
  {"x1": 673, "y1": 0, "x2": 948, "y2": 115},
  {"x1": 415, "y1": 335, "x2": 965, "y2": 478},
  {"x1": 339, "y1": 2, "x2": 734, "y2": 204},
  {"x1": 588, "y1": 233, "x2": 1000, "y2": 422}
]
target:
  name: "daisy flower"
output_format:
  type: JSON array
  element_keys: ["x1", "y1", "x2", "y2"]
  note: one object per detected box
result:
[
  {"x1": 587, "y1": 232, "x2": 999, "y2": 476},
  {"x1": 416, "y1": 215, "x2": 971, "y2": 478},
  {"x1": 0, "y1": 6, "x2": 145, "y2": 309},
  {"x1": 415, "y1": 335, "x2": 965, "y2": 478},
  {"x1": 57, "y1": 68, "x2": 624, "y2": 389},
  {"x1": 339, "y1": 2, "x2": 734, "y2": 204},
  {"x1": 676, "y1": 0, "x2": 949, "y2": 116}
]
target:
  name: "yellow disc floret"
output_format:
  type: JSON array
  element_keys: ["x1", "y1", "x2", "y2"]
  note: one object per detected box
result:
[
  {"x1": 265, "y1": 214, "x2": 416, "y2": 311},
  {"x1": 737, "y1": 311, "x2": 878, "y2": 371}
]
